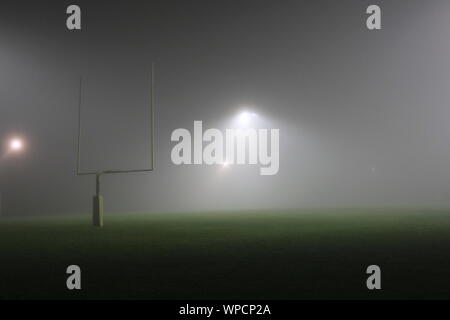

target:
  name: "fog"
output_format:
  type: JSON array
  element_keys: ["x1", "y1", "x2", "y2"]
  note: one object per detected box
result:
[{"x1": 1, "y1": 0, "x2": 450, "y2": 216}]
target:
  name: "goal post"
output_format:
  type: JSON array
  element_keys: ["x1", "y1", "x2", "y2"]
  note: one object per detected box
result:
[{"x1": 76, "y1": 64, "x2": 155, "y2": 227}]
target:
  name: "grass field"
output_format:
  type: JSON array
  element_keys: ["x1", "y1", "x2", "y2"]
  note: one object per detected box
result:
[{"x1": 0, "y1": 209, "x2": 450, "y2": 300}]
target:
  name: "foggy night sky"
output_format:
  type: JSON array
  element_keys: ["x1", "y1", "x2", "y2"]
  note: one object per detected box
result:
[{"x1": 1, "y1": 0, "x2": 450, "y2": 216}]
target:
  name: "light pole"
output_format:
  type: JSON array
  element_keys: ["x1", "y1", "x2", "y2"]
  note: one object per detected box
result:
[
  {"x1": 76, "y1": 65, "x2": 155, "y2": 227},
  {"x1": 0, "y1": 137, "x2": 26, "y2": 217}
]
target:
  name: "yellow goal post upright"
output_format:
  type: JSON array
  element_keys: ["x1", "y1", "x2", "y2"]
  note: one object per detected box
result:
[{"x1": 76, "y1": 64, "x2": 155, "y2": 227}]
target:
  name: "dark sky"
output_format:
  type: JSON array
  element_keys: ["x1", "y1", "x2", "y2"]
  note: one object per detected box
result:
[{"x1": 1, "y1": 0, "x2": 450, "y2": 216}]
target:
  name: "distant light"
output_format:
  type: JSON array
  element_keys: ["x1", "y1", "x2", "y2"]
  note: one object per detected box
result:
[
  {"x1": 239, "y1": 112, "x2": 251, "y2": 126},
  {"x1": 9, "y1": 138, "x2": 23, "y2": 152},
  {"x1": 222, "y1": 161, "x2": 229, "y2": 168},
  {"x1": 237, "y1": 111, "x2": 258, "y2": 128}
]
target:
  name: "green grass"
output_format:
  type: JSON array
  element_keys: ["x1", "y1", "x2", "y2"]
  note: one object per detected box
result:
[{"x1": 0, "y1": 209, "x2": 450, "y2": 300}]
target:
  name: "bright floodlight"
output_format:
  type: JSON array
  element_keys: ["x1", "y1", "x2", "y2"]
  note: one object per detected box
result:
[
  {"x1": 9, "y1": 138, "x2": 23, "y2": 152},
  {"x1": 239, "y1": 112, "x2": 251, "y2": 126},
  {"x1": 237, "y1": 111, "x2": 258, "y2": 128}
]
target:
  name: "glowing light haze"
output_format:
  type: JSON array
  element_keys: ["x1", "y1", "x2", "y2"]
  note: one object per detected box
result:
[
  {"x1": 1, "y1": 0, "x2": 450, "y2": 216},
  {"x1": 9, "y1": 138, "x2": 23, "y2": 152}
]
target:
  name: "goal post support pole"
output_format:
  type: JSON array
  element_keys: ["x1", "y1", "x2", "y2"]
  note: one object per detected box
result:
[{"x1": 93, "y1": 173, "x2": 104, "y2": 227}]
